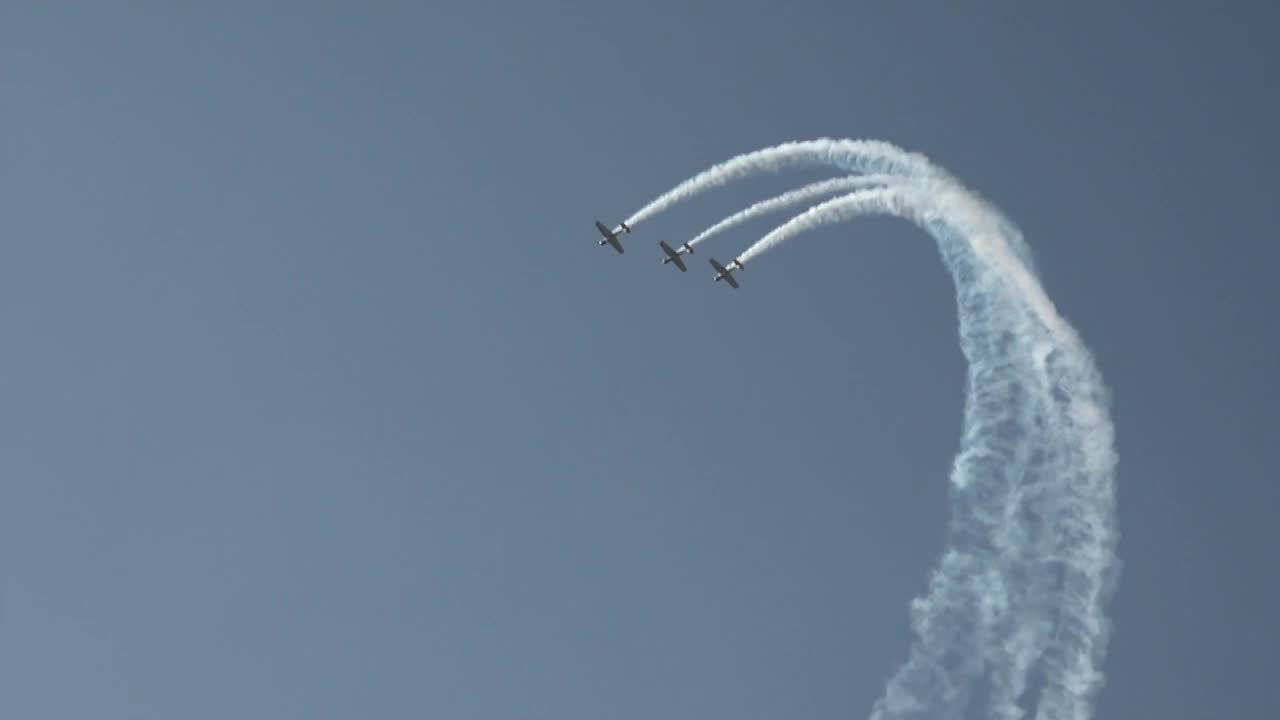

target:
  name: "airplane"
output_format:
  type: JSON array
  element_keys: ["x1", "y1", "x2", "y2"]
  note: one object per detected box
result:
[
  {"x1": 709, "y1": 258, "x2": 744, "y2": 289},
  {"x1": 595, "y1": 220, "x2": 631, "y2": 254},
  {"x1": 658, "y1": 240, "x2": 695, "y2": 272}
]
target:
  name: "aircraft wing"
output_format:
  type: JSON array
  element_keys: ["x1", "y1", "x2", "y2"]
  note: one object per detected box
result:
[{"x1": 722, "y1": 272, "x2": 739, "y2": 289}]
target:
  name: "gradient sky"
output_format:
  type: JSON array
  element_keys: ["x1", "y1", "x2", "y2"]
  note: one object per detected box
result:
[{"x1": 3, "y1": 3, "x2": 1277, "y2": 718}]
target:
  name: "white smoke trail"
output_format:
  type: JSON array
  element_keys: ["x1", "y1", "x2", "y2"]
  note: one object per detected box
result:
[
  {"x1": 746, "y1": 180, "x2": 1117, "y2": 720},
  {"x1": 686, "y1": 175, "x2": 897, "y2": 249},
  {"x1": 737, "y1": 187, "x2": 904, "y2": 263},
  {"x1": 624, "y1": 139, "x2": 941, "y2": 227},
  {"x1": 635, "y1": 143, "x2": 1118, "y2": 720}
]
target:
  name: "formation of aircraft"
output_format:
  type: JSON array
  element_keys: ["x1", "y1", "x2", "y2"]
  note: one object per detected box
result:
[
  {"x1": 594, "y1": 221, "x2": 745, "y2": 289},
  {"x1": 595, "y1": 220, "x2": 630, "y2": 254}
]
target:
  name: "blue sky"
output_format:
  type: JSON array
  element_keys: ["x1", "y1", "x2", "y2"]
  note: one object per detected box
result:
[{"x1": 3, "y1": 2, "x2": 1278, "y2": 718}]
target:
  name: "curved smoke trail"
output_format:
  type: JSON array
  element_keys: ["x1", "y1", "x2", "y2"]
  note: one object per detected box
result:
[
  {"x1": 624, "y1": 139, "x2": 939, "y2": 227},
  {"x1": 629, "y1": 143, "x2": 1118, "y2": 720},
  {"x1": 686, "y1": 175, "x2": 896, "y2": 249}
]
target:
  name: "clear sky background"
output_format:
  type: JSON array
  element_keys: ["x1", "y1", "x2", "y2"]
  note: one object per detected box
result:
[{"x1": 3, "y1": 3, "x2": 1277, "y2": 719}]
